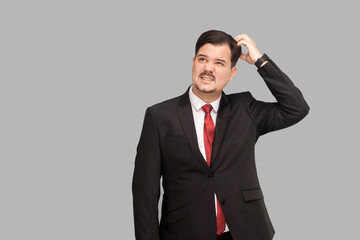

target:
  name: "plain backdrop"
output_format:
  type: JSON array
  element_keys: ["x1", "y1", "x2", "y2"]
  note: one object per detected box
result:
[{"x1": 1, "y1": 0, "x2": 359, "y2": 239}]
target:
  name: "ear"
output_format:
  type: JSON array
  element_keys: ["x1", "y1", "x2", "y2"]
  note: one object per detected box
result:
[{"x1": 229, "y1": 66, "x2": 237, "y2": 81}]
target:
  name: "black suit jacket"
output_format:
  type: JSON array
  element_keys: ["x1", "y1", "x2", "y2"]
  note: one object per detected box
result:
[{"x1": 132, "y1": 60, "x2": 310, "y2": 240}]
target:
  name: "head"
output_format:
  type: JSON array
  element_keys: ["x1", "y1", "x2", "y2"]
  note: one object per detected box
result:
[
  {"x1": 195, "y1": 30, "x2": 241, "y2": 68},
  {"x1": 192, "y1": 30, "x2": 241, "y2": 102}
]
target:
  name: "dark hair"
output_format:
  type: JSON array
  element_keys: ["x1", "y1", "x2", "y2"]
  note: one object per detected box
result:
[{"x1": 195, "y1": 30, "x2": 241, "y2": 68}]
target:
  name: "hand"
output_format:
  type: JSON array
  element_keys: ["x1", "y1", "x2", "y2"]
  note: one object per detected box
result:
[{"x1": 234, "y1": 34, "x2": 264, "y2": 65}]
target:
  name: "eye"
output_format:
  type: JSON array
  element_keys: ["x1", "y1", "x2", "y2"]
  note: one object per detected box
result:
[
  {"x1": 216, "y1": 62, "x2": 224, "y2": 66},
  {"x1": 198, "y1": 57, "x2": 206, "y2": 62}
]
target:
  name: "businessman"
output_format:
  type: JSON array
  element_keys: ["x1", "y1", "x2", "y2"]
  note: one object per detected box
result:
[{"x1": 132, "y1": 30, "x2": 309, "y2": 240}]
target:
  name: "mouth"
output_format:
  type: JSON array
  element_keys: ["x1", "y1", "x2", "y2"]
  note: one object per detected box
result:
[
  {"x1": 200, "y1": 76, "x2": 214, "y2": 81},
  {"x1": 199, "y1": 72, "x2": 215, "y2": 82}
]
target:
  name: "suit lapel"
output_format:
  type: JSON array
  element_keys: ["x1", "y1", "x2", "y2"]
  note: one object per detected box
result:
[
  {"x1": 177, "y1": 88, "x2": 210, "y2": 170},
  {"x1": 211, "y1": 92, "x2": 231, "y2": 167}
]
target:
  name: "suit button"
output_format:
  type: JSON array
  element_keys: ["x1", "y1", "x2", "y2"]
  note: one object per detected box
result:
[{"x1": 208, "y1": 174, "x2": 214, "y2": 180}]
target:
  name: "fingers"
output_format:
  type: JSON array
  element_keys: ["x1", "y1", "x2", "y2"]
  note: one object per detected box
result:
[
  {"x1": 237, "y1": 40, "x2": 250, "y2": 61},
  {"x1": 234, "y1": 34, "x2": 257, "y2": 47},
  {"x1": 236, "y1": 40, "x2": 248, "y2": 47},
  {"x1": 239, "y1": 53, "x2": 247, "y2": 61},
  {"x1": 234, "y1": 33, "x2": 262, "y2": 65},
  {"x1": 234, "y1": 33, "x2": 251, "y2": 42},
  {"x1": 235, "y1": 36, "x2": 250, "y2": 62}
]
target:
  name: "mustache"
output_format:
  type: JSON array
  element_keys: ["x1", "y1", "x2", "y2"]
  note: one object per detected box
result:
[{"x1": 199, "y1": 71, "x2": 215, "y2": 79}]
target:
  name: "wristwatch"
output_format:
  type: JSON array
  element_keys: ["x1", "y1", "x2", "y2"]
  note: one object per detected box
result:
[{"x1": 255, "y1": 54, "x2": 270, "y2": 68}]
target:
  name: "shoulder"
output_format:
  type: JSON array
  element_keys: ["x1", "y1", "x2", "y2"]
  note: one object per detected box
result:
[
  {"x1": 143, "y1": 93, "x2": 187, "y2": 123},
  {"x1": 148, "y1": 95, "x2": 183, "y2": 112},
  {"x1": 226, "y1": 91, "x2": 255, "y2": 105}
]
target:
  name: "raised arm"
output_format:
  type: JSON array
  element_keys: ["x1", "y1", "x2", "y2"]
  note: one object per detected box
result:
[{"x1": 235, "y1": 34, "x2": 310, "y2": 135}]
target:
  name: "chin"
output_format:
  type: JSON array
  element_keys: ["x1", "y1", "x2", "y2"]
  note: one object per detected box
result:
[{"x1": 194, "y1": 83, "x2": 215, "y2": 94}]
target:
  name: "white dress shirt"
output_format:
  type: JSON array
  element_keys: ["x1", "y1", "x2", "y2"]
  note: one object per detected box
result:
[{"x1": 188, "y1": 85, "x2": 229, "y2": 233}]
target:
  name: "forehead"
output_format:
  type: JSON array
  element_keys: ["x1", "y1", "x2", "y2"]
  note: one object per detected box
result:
[{"x1": 196, "y1": 43, "x2": 231, "y2": 60}]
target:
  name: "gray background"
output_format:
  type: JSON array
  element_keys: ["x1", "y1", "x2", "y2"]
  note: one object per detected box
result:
[{"x1": 1, "y1": 0, "x2": 359, "y2": 239}]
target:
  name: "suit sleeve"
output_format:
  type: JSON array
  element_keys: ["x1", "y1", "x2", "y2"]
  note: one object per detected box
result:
[
  {"x1": 132, "y1": 107, "x2": 161, "y2": 240},
  {"x1": 247, "y1": 59, "x2": 310, "y2": 136}
]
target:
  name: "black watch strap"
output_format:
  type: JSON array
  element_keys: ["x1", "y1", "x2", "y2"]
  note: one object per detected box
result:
[{"x1": 255, "y1": 54, "x2": 270, "y2": 68}]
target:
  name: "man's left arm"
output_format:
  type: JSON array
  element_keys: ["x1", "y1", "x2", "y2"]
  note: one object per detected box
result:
[{"x1": 235, "y1": 34, "x2": 310, "y2": 135}]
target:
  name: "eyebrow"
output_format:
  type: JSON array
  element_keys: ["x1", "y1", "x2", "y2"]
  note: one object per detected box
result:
[
  {"x1": 197, "y1": 54, "x2": 227, "y2": 63},
  {"x1": 216, "y1": 59, "x2": 226, "y2": 63}
]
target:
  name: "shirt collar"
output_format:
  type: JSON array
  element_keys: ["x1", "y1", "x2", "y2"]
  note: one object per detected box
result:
[{"x1": 189, "y1": 85, "x2": 221, "y2": 112}]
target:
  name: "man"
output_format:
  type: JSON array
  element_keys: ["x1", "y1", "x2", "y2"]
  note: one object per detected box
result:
[{"x1": 132, "y1": 30, "x2": 309, "y2": 240}]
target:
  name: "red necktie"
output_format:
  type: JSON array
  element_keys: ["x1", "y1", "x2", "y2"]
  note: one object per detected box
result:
[{"x1": 202, "y1": 104, "x2": 226, "y2": 235}]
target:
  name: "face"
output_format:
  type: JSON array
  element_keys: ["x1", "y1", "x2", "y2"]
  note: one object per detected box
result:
[{"x1": 192, "y1": 43, "x2": 237, "y2": 102}]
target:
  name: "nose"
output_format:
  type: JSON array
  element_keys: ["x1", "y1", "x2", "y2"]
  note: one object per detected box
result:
[{"x1": 204, "y1": 62, "x2": 215, "y2": 72}]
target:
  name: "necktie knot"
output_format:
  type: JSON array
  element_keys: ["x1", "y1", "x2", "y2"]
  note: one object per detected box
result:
[{"x1": 202, "y1": 104, "x2": 213, "y2": 114}]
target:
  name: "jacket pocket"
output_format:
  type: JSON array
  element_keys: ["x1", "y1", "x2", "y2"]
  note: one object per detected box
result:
[
  {"x1": 166, "y1": 206, "x2": 188, "y2": 224},
  {"x1": 242, "y1": 188, "x2": 264, "y2": 202}
]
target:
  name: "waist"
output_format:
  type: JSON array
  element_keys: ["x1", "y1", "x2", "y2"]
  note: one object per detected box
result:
[{"x1": 217, "y1": 231, "x2": 232, "y2": 240}]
